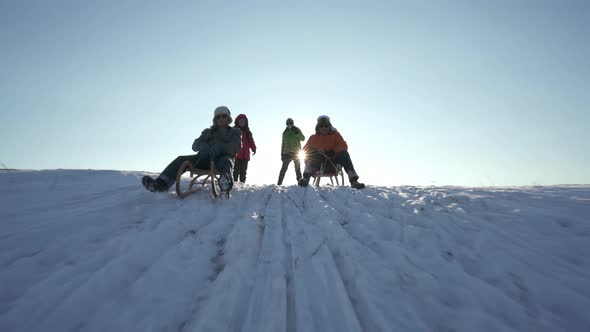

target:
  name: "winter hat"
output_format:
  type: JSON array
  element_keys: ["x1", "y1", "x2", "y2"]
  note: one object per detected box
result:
[
  {"x1": 315, "y1": 115, "x2": 334, "y2": 134},
  {"x1": 317, "y1": 115, "x2": 330, "y2": 123},
  {"x1": 286, "y1": 118, "x2": 294, "y2": 125},
  {"x1": 213, "y1": 106, "x2": 232, "y2": 124},
  {"x1": 317, "y1": 115, "x2": 332, "y2": 127}
]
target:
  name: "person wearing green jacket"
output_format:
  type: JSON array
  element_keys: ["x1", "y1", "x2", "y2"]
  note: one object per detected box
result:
[{"x1": 278, "y1": 118, "x2": 305, "y2": 185}]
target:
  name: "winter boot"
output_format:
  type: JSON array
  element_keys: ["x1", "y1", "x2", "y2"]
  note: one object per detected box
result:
[
  {"x1": 142, "y1": 176, "x2": 168, "y2": 192},
  {"x1": 350, "y1": 179, "x2": 366, "y2": 190},
  {"x1": 219, "y1": 173, "x2": 233, "y2": 199},
  {"x1": 298, "y1": 173, "x2": 311, "y2": 187},
  {"x1": 346, "y1": 170, "x2": 365, "y2": 190}
]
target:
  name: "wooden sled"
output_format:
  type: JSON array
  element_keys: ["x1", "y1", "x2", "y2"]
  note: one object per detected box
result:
[
  {"x1": 311, "y1": 156, "x2": 346, "y2": 187},
  {"x1": 175, "y1": 160, "x2": 222, "y2": 198}
]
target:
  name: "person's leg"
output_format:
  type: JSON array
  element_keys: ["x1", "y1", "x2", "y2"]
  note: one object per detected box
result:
[
  {"x1": 293, "y1": 158, "x2": 302, "y2": 180},
  {"x1": 233, "y1": 159, "x2": 241, "y2": 182},
  {"x1": 334, "y1": 151, "x2": 359, "y2": 180},
  {"x1": 299, "y1": 149, "x2": 322, "y2": 186},
  {"x1": 278, "y1": 159, "x2": 291, "y2": 185},
  {"x1": 240, "y1": 160, "x2": 248, "y2": 183},
  {"x1": 303, "y1": 150, "x2": 323, "y2": 176},
  {"x1": 215, "y1": 157, "x2": 234, "y2": 195},
  {"x1": 335, "y1": 151, "x2": 365, "y2": 188},
  {"x1": 214, "y1": 157, "x2": 232, "y2": 175},
  {"x1": 193, "y1": 144, "x2": 212, "y2": 171},
  {"x1": 158, "y1": 153, "x2": 203, "y2": 189}
]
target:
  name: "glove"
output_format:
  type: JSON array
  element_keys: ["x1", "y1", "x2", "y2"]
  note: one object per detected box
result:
[
  {"x1": 252, "y1": 149, "x2": 257, "y2": 155},
  {"x1": 324, "y1": 150, "x2": 335, "y2": 158},
  {"x1": 192, "y1": 140, "x2": 203, "y2": 152}
]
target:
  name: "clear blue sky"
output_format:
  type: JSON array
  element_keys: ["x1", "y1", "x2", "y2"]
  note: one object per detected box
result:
[{"x1": 1, "y1": 0, "x2": 589, "y2": 186}]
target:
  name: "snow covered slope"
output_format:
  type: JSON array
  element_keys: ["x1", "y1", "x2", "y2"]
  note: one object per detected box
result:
[{"x1": 1, "y1": 170, "x2": 589, "y2": 332}]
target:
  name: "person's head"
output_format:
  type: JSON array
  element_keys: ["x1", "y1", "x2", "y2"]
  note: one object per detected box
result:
[
  {"x1": 286, "y1": 118, "x2": 294, "y2": 129},
  {"x1": 235, "y1": 114, "x2": 248, "y2": 128},
  {"x1": 213, "y1": 106, "x2": 232, "y2": 127},
  {"x1": 316, "y1": 115, "x2": 332, "y2": 135}
]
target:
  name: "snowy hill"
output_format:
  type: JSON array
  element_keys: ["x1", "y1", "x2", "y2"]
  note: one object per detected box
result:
[{"x1": 1, "y1": 170, "x2": 589, "y2": 332}]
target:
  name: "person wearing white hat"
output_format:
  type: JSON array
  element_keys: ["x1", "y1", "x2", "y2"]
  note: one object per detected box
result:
[{"x1": 142, "y1": 106, "x2": 242, "y2": 197}]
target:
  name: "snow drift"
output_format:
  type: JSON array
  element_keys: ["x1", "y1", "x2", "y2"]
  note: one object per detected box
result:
[{"x1": 1, "y1": 170, "x2": 589, "y2": 332}]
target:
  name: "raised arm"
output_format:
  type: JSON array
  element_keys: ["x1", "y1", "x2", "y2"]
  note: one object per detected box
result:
[{"x1": 296, "y1": 127, "x2": 305, "y2": 141}]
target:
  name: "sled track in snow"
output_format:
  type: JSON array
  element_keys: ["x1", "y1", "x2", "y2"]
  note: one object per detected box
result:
[
  {"x1": 300, "y1": 188, "x2": 373, "y2": 331},
  {"x1": 177, "y1": 186, "x2": 276, "y2": 332},
  {"x1": 280, "y1": 194, "x2": 297, "y2": 332},
  {"x1": 1, "y1": 171, "x2": 590, "y2": 332}
]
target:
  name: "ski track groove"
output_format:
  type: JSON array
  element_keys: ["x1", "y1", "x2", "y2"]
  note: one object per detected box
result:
[
  {"x1": 235, "y1": 187, "x2": 275, "y2": 331},
  {"x1": 279, "y1": 191, "x2": 297, "y2": 332},
  {"x1": 180, "y1": 186, "x2": 275, "y2": 332},
  {"x1": 114, "y1": 187, "x2": 248, "y2": 332},
  {"x1": 149, "y1": 195, "x2": 245, "y2": 332},
  {"x1": 238, "y1": 187, "x2": 293, "y2": 332},
  {"x1": 293, "y1": 187, "x2": 365, "y2": 332},
  {"x1": 177, "y1": 198, "x2": 254, "y2": 331}
]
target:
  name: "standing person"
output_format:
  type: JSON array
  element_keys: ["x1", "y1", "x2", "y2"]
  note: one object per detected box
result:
[
  {"x1": 299, "y1": 115, "x2": 365, "y2": 189},
  {"x1": 278, "y1": 118, "x2": 305, "y2": 185},
  {"x1": 233, "y1": 114, "x2": 257, "y2": 183},
  {"x1": 141, "y1": 106, "x2": 242, "y2": 197}
]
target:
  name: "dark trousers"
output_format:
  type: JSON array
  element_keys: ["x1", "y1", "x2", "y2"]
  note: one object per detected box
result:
[
  {"x1": 278, "y1": 156, "x2": 302, "y2": 185},
  {"x1": 304, "y1": 150, "x2": 356, "y2": 176},
  {"x1": 158, "y1": 144, "x2": 232, "y2": 189},
  {"x1": 233, "y1": 159, "x2": 249, "y2": 183}
]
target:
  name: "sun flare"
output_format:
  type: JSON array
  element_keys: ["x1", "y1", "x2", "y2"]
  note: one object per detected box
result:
[{"x1": 298, "y1": 150, "x2": 306, "y2": 163}]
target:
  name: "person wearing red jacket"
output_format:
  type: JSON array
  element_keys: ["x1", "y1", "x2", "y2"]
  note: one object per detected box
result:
[
  {"x1": 233, "y1": 114, "x2": 257, "y2": 183},
  {"x1": 299, "y1": 115, "x2": 365, "y2": 189}
]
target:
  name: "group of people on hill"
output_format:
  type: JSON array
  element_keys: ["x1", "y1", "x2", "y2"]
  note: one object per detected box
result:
[{"x1": 142, "y1": 106, "x2": 365, "y2": 197}]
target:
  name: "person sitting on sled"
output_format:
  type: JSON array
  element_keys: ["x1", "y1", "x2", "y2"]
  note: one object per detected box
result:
[
  {"x1": 233, "y1": 114, "x2": 257, "y2": 183},
  {"x1": 278, "y1": 118, "x2": 305, "y2": 185},
  {"x1": 142, "y1": 106, "x2": 242, "y2": 197},
  {"x1": 298, "y1": 115, "x2": 365, "y2": 189}
]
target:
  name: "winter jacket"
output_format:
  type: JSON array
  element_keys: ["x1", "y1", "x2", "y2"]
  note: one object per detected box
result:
[
  {"x1": 281, "y1": 126, "x2": 305, "y2": 155},
  {"x1": 303, "y1": 129, "x2": 348, "y2": 157},
  {"x1": 192, "y1": 126, "x2": 242, "y2": 159},
  {"x1": 234, "y1": 114, "x2": 257, "y2": 161}
]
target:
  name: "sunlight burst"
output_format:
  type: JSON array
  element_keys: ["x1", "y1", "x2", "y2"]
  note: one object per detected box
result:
[{"x1": 298, "y1": 150, "x2": 306, "y2": 164}]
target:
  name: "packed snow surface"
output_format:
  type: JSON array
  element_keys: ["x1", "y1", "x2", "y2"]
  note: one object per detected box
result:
[{"x1": 1, "y1": 170, "x2": 589, "y2": 332}]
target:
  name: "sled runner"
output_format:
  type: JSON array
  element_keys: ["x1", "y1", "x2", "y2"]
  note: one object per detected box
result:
[
  {"x1": 175, "y1": 160, "x2": 222, "y2": 199},
  {"x1": 311, "y1": 153, "x2": 346, "y2": 187}
]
